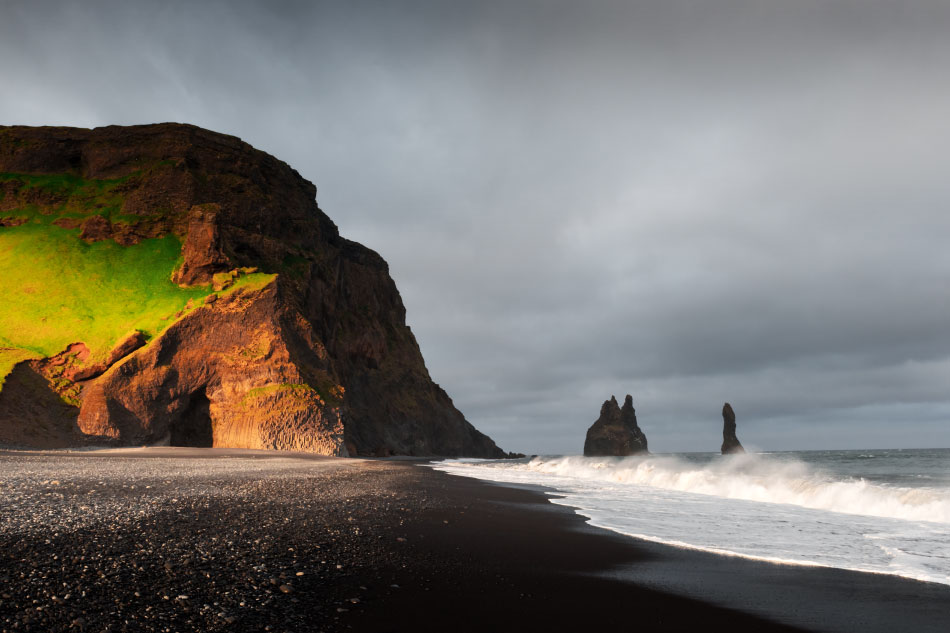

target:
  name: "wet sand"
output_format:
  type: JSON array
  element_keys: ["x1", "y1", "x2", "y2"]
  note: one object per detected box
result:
[{"x1": 0, "y1": 448, "x2": 947, "y2": 632}]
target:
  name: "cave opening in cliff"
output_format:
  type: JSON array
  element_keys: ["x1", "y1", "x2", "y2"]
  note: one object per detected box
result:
[{"x1": 170, "y1": 389, "x2": 213, "y2": 447}]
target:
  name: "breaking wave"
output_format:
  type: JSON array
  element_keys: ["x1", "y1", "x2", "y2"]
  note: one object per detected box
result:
[
  {"x1": 433, "y1": 451, "x2": 950, "y2": 585},
  {"x1": 464, "y1": 454, "x2": 950, "y2": 524}
]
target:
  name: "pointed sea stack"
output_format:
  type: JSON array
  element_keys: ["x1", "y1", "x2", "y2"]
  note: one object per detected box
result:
[
  {"x1": 583, "y1": 394, "x2": 649, "y2": 456},
  {"x1": 721, "y1": 402, "x2": 745, "y2": 454}
]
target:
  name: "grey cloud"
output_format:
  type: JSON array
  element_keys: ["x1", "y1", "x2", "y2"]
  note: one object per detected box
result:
[{"x1": 3, "y1": 0, "x2": 950, "y2": 453}]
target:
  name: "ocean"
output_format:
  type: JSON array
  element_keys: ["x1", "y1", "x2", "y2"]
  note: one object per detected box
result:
[{"x1": 431, "y1": 448, "x2": 950, "y2": 586}]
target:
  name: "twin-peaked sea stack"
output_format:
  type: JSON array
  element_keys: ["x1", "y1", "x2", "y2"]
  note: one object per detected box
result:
[
  {"x1": 721, "y1": 402, "x2": 745, "y2": 454},
  {"x1": 583, "y1": 395, "x2": 649, "y2": 456},
  {"x1": 0, "y1": 123, "x2": 504, "y2": 458}
]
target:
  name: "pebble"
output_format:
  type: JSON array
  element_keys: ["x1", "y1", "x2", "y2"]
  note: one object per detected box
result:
[{"x1": 0, "y1": 452, "x2": 432, "y2": 633}]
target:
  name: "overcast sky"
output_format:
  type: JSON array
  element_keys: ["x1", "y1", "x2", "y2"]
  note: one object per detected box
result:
[{"x1": 3, "y1": 0, "x2": 949, "y2": 453}]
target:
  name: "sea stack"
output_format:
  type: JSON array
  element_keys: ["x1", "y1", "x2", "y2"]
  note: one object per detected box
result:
[
  {"x1": 583, "y1": 394, "x2": 648, "y2": 456},
  {"x1": 721, "y1": 402, "x2": 745, "y2": 454}
]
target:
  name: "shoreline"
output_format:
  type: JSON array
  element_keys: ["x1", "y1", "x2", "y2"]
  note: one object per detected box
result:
[
  {"x1": 355, "y1": 461, "x2": 950, "y2": 633},
  {"x1": 1, "y1": 448, "x2": 947, "y2": 632}
]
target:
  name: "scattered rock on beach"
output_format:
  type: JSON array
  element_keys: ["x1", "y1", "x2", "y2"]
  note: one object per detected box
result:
[{"x1": 0, "y1": 454, "x2": 432, "y2": 633}]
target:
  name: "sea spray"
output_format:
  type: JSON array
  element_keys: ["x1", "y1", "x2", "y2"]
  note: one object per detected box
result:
[
  {"x1": 499, "y1": 454, "x2": 950, "y2": 524},
  {"x1": 432, "y1": 449, "x2": 950, "y2": 585}
]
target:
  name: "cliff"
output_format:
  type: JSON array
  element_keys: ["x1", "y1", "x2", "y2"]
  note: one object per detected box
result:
[
  {"x1": 721, "y1": 402, "x2": 745, "y2": 454},
  {"x1": 0, "y1": 123, "x2": 504, "y2": 457},
  {"x1": 583, "y1": 394, "x2": 648, "y2": 456}
]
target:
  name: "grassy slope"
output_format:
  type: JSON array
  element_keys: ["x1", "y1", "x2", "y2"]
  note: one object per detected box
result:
[
  {"x1": 0, "y1": 171, "x2": 274, "y2": 391},
  {"x1": 0, "y1": 224, "x2": 208, "y2": 365}
]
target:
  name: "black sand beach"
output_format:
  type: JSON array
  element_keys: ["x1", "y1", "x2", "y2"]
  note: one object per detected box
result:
[{"x1": 0, "y1": 448, "x2": 947, "y2": 633}]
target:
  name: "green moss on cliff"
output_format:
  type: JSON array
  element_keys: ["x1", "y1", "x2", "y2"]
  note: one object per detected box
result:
[
  {"x1": 241, "y1": 383, "x2": 313, "y2": 403},
  {"x1": 240, "y1": 378, "x2": 342, "y2": 409},
  {"x1": 0, "y1": 172, "x2": 131, "y2": 223},
  {"x1": 0, "y1": 221, "x2": 279, "y2": 393},
  {"x1": 0, "y1": 223, "x2": 210, "y2": 385},
  {"x1": 0, "y1": 166, "x2": 283, "y2": 392}
]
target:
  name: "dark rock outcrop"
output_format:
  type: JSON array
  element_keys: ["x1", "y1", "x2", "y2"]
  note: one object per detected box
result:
[
  {"x1": 171, "y1": 203, "x2": 230, "y2": 286},
  {"x1": 66, "y1": 331, "x2": 147, "y2": 382},
  {"x1": 78, "y1": 214, "x2": 111, "y2": 241},
  {"x1": 77, "y1": 280, "x2": 346, "y2": 454},
  {"x1": 0, "y1": 123, "x2": 504, "y2": 457},
  {"x1": 583, "y1": 394, "x2": 648, "y2": 456},
  {"x1": 0, "y1": 363, "x2": 81, "y2": 448},
  {"x1": 721, "y1": 402, "x2": 745, "y2": 454}
]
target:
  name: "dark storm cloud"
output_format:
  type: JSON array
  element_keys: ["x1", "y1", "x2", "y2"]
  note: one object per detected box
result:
[{"x1": 3, "y1": 0, "x2": 950, "y2": 452}]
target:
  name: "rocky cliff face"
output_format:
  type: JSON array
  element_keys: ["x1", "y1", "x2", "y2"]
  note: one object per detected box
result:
[
  {"x1": 583, "y1": 394, "x2": 648, "y2": 456},
  {"x1": 0, "y1": 123, "x2": 503, "y2": 457},
  {"x1": 721, "y1": 402, "x2": 745, "y2": 454}
]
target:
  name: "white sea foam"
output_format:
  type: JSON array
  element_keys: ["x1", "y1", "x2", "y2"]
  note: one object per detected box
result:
[
  {"x1": 498, "y1": 454, "x2": 950, "y2": 524},
  {"x1": 431, "y1": 451, "x2": 950, "y2": 585}
]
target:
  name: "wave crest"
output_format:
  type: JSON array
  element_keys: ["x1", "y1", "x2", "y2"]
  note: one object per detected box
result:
[{"x1": 488, "y1": 454, "x2": 950, "y2": 524}]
